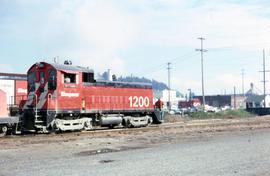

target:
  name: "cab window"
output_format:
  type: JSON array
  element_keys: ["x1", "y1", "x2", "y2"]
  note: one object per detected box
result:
[
  {"x1": 27, "y1": 72, "x2": 36, "y2": 92},
  {"x1": 83, "y1": 72, "x2": 95, "y2": 83},
  {"x1": 64, "y1": 73, "x2": 76, "y2": 83},
  {"x1": 48, "y1": 69, "x2": 56, "y2": 90},
  {"x1": 40, "y1": 71, "x2": 44, "y2": 84}
]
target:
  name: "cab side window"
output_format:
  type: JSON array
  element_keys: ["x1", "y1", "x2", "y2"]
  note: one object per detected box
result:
[
  {"x1": 48, "y1": 69, "x2": 56, "y2": 90},
  {"x1": 64, "y1": 73, "x2": 76, "y2": 83},
  {"x1": 27, "y1": 72, "x2": 36, "y2": 92},
  {"x1": 83, "y1": 72, "x2": 95, "y2": 83}
]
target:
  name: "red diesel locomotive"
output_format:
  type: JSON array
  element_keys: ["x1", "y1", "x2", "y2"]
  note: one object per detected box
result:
[{"x1": 21, "y1": 61, "x2": 161, "y2": 132}]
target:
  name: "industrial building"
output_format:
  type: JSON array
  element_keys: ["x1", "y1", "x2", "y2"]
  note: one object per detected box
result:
[
  {"x1": 194, "y1": 95, "x2": 246, "y2": 109},
  {"x1": 0, "y1": 73, "x2": 27, "y2": 115}
]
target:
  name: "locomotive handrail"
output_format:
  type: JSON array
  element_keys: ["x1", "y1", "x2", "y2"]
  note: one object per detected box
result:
[
  {"x1": 9, "y1": 95, "x2": 28, "y2": 105},
  {"x1": 35, "y1": 94, "x2": 38, "y2": 121},
  {"x1": 47, "y1": 93, "x2": 52, "y2": 111}
]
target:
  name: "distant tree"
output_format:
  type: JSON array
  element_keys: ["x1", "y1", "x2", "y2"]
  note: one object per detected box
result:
[{"x1": 117, "y1": 76, "x2": 168, "y2": 91}]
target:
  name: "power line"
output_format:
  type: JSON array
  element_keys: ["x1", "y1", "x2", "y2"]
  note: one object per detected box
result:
[
  {"x1": 167, "y1": 51, "x2": 199, "y2": 65},
  {"x1": 138, "y1": 51, "x2": 199, "y2": 76},
  {"x1": 206, "y1": 41, "x2": 270, "y2": 51}
]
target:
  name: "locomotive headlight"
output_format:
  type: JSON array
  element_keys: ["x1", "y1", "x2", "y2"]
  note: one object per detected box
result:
[{"x1": 35, "y1": 62, "x2": 44, "y2": 69}]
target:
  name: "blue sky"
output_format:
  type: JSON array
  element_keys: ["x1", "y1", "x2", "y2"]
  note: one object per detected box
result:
[{"x1": 1, "y1": 0, "x2": 270, "y2": 95}]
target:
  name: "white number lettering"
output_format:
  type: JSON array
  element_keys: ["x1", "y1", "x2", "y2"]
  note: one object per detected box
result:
[
  {"x1": 133, "y1": 96, "x2": 139, "y2": 107},
  {"x1": 128, "y1": 96, "x2": 133, "y2": 107},
  {"x1": 139, "y1": 96, "x2": 144, "y2": 107},
  {"x1": 144, "y1": 97, "x2": 150, "y2": 107},
  {"x1": 128, "y1": 96, "x2": 150, "y2": 108}
]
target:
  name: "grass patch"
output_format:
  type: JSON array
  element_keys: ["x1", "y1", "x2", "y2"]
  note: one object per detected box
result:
[
  {"x1": 215, "y1": 109, "x2": 253, "y2": 118},
  {"x1": 187, "y1": 111, "x2": 214, "y2": 119},
  {"x1": 187, "y1": 109, "x2": 254, "y2": 119}
]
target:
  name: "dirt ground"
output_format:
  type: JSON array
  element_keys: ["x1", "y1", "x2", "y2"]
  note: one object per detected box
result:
[{"x1": 1, "y1": 115, "x2": 270, "y2": 158}]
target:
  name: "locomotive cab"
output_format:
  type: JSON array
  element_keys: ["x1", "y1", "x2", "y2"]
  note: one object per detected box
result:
[
  {"x1": 21, "y1": 62, "x2": 96, "y2": 132},
  {"x1": 22, "y1": 63, "x2": 58, "y2": 132}
]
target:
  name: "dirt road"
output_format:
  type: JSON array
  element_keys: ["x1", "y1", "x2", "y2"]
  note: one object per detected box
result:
[{"x1": 1, "y1": 115, "x2": 270, "y2": 175}]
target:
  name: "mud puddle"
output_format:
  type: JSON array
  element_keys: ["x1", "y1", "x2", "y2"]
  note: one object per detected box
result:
[{"x1": 75, "y1": 146, "x2": 146, "y2": 157}]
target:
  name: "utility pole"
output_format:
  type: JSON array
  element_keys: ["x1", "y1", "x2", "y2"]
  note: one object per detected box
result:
[
  {"x1": 233, "y1": 86, "x2": 236, "y2": 109},
  {"x1": 167, "y1": 62, "x2": 171, "y2": 110},
  {"x1": 263, "y1": 50, "x2": 266, "y2": 108},
  {"x1": 196, "y1": 37, "x2": 207, "y2": 111},
  {"x1": 260, "y1": 49, "x2": 269, "y2": 108},
  {"x1": 188, "y1": 89, "x2": 192, "y2": 101},
  {"x1": 241, "y1": 69, "x2": 245, "y2": 96}
]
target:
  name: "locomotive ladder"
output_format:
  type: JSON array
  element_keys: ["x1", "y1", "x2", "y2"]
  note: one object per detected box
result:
[{"x1": 33, "y1": 94, "x2": 46, "y2": 131}]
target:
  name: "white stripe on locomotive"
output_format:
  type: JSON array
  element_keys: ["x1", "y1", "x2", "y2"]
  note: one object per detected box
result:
[
  {"x1": 36, "y1": 83, "x2": 48, "y2": 109},
  {"x1": 23, "y1": 83, "x2": 41, "y2": 109}
]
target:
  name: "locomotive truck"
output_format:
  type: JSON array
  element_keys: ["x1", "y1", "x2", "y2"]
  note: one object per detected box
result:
[{"x1": 17, "y1": 61, "x2": 161, "y2": 133}]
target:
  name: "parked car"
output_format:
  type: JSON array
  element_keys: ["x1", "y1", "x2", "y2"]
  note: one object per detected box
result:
[
  {"x1": 169, "y1": 110, "x2": 175, "y2": 115},
  {"x1": 174, "y1": 110, "x2": 182, "y2": 114}
]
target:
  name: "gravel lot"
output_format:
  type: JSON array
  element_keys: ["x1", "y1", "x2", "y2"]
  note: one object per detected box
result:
[{"x1": 1, "y1": 115, "x2": 270, "y2": 175}]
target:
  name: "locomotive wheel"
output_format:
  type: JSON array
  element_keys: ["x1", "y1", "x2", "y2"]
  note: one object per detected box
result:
[
  {"x1": 122, "y1": 120, "x2": 130, "y2": 128},
  {"x1": 122, "y1": 120, "x2": 126, "y2": 128},
  {"x1": 83, "y1": 120, "x2": 93, "y2": 131},
  {"x1": 109, "y1": 125, "x2": 116, "y2": 129},
  {"x1": 146, "y1": 118, "x2": 152, "y2": 127}
]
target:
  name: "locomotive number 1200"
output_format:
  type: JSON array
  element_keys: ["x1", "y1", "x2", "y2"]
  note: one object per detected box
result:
[{"x1": 128, "y1": 96, "x2": 150, "y2": 108}]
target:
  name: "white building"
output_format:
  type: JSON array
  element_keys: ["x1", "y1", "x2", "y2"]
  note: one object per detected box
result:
[
  {"x1": 153, "y1": 89, "x2": 185, "y2": 109},
  {"x1": 246, "y1": 95, "x2": 270, "y2": 108}
]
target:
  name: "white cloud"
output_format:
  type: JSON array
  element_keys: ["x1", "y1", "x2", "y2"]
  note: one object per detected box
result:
[
  {"x1": 59, "y1": 50, "x2": 126, "y2": 75},
  {"x1": 2, "y1": 0, "x2": 270, "y2": 94},
  {"x1": 130, "y1": 1, "x2": 270, "y2": 49},
  {"x1": 171, "y1": 71, "x2": 263, "y2": 95},
  {"x1": 203, "y1": 73, "x2": 263, "y2": 95},
  {"x1": 4, "y1": 1, "x2": 270, "y2": 64},
  {"x1": 170, "y1": 74, "x2": 201, "y2": 94},
  {"x1": 46, "y1": 0, "x2": 141, "y2": 74},
  {"x1": 1, "y1": 0, "x2": 139, "y2": 74},
  {"x1": 0, "y1": 64, "x2": 15, "y2": 73},
  {"x1": 215, "y1": 73, "x2": 241, "y2": 86}
]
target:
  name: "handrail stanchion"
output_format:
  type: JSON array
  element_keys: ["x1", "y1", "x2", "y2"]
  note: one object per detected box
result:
[{"x1": 35, "y1": 94, "x2": 38, "y2": 121}]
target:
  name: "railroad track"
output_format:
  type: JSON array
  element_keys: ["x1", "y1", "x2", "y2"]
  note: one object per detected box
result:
[
  {"x1": 0, "y1": 124, "x2": 161, "y2": 139},
  {"x1": 2, "y1": 117, "x2": 270, "y2": 140}
]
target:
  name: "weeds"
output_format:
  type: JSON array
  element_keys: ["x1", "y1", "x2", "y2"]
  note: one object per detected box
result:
[{"x1": 187, "y1": 109, "x2": 254, "y2": 119}]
